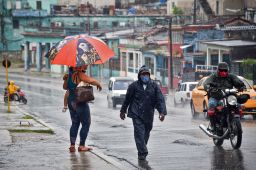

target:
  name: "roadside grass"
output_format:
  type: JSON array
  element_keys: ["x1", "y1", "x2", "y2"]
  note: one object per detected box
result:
[
  {"x1": 8, "y1": 129, "x2": 54, "y2": 134},
  {"x1": 22, "y1": 115, "x2": 33, "y2": 119}
]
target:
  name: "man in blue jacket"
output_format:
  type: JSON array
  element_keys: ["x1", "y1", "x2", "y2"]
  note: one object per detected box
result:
[{"x1": 120, "y1": 65, "x2": 167, "y2": 160}]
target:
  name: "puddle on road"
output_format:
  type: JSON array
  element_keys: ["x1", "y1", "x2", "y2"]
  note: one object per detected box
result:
[{"x1": 172, "y1": 139, "x2": 202, "y2": 146}]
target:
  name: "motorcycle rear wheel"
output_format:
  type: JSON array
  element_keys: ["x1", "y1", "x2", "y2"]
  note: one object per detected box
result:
[
  {"x1": 4, "y1": 97, "x2": 8, "y2": 103},
  {"x1": 230, "y1": 118, "x2": 242, "y2": 149}
]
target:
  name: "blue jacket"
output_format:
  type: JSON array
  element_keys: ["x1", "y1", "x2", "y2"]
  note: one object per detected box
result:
[{"x1": 120, "y1": 78, "x2": 167, "y2": 123}]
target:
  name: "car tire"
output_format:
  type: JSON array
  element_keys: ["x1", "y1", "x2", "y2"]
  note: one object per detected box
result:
[
  {"x1": 191, "y1": 100, "x2": 199, "y2": 118},
  {"x1": 181, "y1": 98, "x2": 185, "y2": 107},
  {"x1": 107, "y1": 96, "x2": 111, "y2": 108},
  {"x1": 113, "y1": 100, "x2": 116, "y2": 108},
  {"x1": 174, "y1": 98, "x2": 178, "y2": 107}
]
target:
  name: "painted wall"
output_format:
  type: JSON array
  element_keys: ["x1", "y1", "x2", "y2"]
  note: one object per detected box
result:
[
  {"x1": 27, "y1": 0, "x2": 58, "y2": 13},
  {"x1": 167, "y1": 0, "x2": 194, "y2": 15},
  {"x1": 58, "y1": 0, "x2": 115, "y2": 8},
  {"x1": 208, "y1": 0, "x2": 244, "y2": 15}
]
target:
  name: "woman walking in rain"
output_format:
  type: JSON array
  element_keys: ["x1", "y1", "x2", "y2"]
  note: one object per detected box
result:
[{"x1": 64, "y1": 65, "x2": 102, "y2": 152}]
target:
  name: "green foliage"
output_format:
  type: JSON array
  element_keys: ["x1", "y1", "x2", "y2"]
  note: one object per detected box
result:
[
  {"x1": 242, "y1": 59, "x2": 256, "y2": 80},
  {"x1": 22, "y1": 115, "x2": 33, "y2": 119},
  {"x1": 172, "y1": 6, "x2": 184, "y2": 15},
  {"x1": 8, "y1": 129, "x2": 54, "y2": 134},
  {"x1": 242, "y1": 59, "x2": 256, "y2": 65}
]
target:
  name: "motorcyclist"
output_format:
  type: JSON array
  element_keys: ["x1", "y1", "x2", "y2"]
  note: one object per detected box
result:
[
  {"x1": 204, "y1": 62, "x2": 246, "y2": 131},
  {"x1": 8, "y1": 80, "x2": 20, "y2": 100}
]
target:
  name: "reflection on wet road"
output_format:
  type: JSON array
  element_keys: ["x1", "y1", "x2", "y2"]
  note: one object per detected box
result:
[
  {"x1": 211, "y1": 148, "x2": 245, "y2": 169},
  {"x1": 1, "y1": 72, "x2": 256, "y2": 169}
]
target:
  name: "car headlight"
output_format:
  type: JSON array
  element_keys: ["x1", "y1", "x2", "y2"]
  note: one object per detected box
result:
[{"x1": 227, "y1": 95, "x2": 237, "y2": 105}]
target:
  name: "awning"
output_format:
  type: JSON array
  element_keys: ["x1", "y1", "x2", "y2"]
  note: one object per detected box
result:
[{"x1": 180, "y1": 44, "x2": 193, "y2": 49}]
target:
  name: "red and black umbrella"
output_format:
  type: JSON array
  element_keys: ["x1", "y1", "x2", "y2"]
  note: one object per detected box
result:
[{"x1": 46, "y1": 34, "x2": 115, "y2": 67}]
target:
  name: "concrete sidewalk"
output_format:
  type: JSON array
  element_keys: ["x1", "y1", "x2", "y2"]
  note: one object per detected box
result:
[{"x1": 0, "y1": 99, "x2": 124, "y2": 170}]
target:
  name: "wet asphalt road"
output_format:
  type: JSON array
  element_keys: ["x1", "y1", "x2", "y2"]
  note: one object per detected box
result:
[{"x1": 0, "y1": 71, "x2": 256, "y2": 170}]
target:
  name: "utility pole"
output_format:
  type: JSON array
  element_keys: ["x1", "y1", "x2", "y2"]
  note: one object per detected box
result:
[
  {"x1": 193, "y1": 0, "x2": 197, "y2": 24},
  {"x1": 168, "y1": 17, "x2": 173, "y2": 89}
]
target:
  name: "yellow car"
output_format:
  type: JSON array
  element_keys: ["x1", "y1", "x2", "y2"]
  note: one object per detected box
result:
[{"x1": 190, "y1": 76, "x2": 256, "y2": 119}]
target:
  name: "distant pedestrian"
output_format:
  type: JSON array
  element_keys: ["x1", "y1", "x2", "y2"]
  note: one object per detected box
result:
[
  {"x1": 120, "y1": 65, "x2": 167, "y2": 160},
  {"x1": 64, "y1": 65, "x2": 102, "y2": 152}
]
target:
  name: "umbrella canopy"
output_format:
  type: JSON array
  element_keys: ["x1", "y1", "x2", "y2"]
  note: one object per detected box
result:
[{"x1": 46, "y1": 35, "x2": 115, "y2": 67}]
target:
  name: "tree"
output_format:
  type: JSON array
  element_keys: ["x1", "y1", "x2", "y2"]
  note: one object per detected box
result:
[
  {"x1": 242, "y1": 59, "x2": 256, "y2": 82},
  {"x1": 172, "y1": 6, "x2": 184, "y2": 15}
]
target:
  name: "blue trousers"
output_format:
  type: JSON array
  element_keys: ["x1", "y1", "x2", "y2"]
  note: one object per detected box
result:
[
  {"x1": 68, "y1": 101, "x2": 91, "y2": 146},
  {"x1": 208, "y1": 97, "x2": 220, "y2": 109},
  {"x1": 132, "y1": 117, "x2": 153, "y2": 157}
]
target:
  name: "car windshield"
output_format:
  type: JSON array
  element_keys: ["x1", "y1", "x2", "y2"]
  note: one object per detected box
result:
[
  {"x1": 242, "y1": 79, "x2": 251, "y2": 89},
  {"x1": 113, "y1": 80, "x2": 133, "y2": 90},
  {"x1": 189, "y1": 84, "x2": 197, "y2": 91}
]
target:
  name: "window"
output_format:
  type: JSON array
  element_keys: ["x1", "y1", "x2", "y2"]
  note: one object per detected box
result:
[
  {"x1": 113, "y1": 80, "x2": 133, "y2": 90},
  {"x1": 13, "y1": 19, "x2": 19, "y2": 29},
  {"x1": 16, "y1": 1, "x2": 21, "y2": 9},
  {"x1": 128, "y1": 52, "x2": 134, "y2": 72},
  {"x1": 172, "y1": 2, "x2": 175, "y2": 8},
  {"x1": 128, "y1": 52, "x2": 134, "y2": 67},
  {"x1": 144, "y1": 57, "x2": 154, "y2": 74},
  {"x1": 36, "y1": 1, "x2": 42, "y2": 10},
  {"x1": 189, "y1": 84, "x2": 197, "y2": 91},
  {"x1": 121, "y1": 52, "x2": 127, "y2": 72}
]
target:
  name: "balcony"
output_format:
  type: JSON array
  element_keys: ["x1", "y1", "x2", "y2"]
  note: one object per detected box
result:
[{"x1": 12, "y1": 9, "x2": 48, "y2": 17}]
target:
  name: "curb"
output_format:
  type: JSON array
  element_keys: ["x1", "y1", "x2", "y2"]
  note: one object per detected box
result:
[
  {"x1": 15, "y1": 106, "x2": 55, "y2": 131},
  {"x1": 14, "y1": 106, "x2": 128, "y2": 170}
]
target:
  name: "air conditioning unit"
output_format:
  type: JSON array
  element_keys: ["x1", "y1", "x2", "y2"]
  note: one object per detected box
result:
[{"x1": 55, "y1": 22, "x2": 63, "y2": 27}]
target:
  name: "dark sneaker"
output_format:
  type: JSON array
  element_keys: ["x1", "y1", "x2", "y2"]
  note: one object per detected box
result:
[{"x1": 138, "y1": 155, "x2": 146, "y2": 160}]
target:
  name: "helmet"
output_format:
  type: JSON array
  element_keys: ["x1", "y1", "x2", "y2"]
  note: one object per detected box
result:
[
  {"x1": 10, "y1": 81, "x2": 15, "y2": 85},
  {"x1": 217, "y1": 62, "x2": 229, "y2": 77}
]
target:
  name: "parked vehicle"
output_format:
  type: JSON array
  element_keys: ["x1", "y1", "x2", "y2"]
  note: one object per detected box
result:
[
  {"x1": 174, "y1": 82, "x2": 198, "y2": 106},
  {"x1": 191, "y1": 76, "x2": 256, "y2": 119},
  {"x1": 199, "y1": 86, "x2": 250, "y2": 149},
  {"x1": 153, "y1": 79, "x2": 168, "y2": 101},
  {"x1": 107, "y1": 77, "x2": 135, "y2": 108},
  {"x1": 4, "y1": 88, "x2": 27, "y2": 104}
]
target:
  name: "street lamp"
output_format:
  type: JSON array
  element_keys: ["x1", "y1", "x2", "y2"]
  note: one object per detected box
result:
[{"x1": 168, "y1": 17, "x2": 173, "y2": 89}]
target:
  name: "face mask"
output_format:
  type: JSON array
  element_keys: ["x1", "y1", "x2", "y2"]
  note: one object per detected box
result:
[
  {"x1": 140, "y1": 75, "x2": 150, "y2": 84},
  {"x1": 218, "y1": 71, "x2": 228, "y2": 77}
]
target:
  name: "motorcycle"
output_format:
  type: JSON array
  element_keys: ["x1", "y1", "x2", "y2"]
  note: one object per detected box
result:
[
  {"x1": 4, "y1": 88, "x2": 27, "y2": 104},
  {"x1": 199, "y1": 86, "x2": 250, "y2": 149}
]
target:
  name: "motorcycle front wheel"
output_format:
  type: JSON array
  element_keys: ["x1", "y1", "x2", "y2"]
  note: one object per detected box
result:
[
  {"x1": 22, "y1": 98, "x2": 27, "y2": 104},
  {"x1": 210, "y1": 122, "x2": 224, "y2": 146},
  {"x1": 230, "y1": 118, "x2": 242, "y2": 149}
]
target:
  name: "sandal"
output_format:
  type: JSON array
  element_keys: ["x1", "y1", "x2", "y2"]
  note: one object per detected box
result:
[
  {"x1": 69, "y1": 145, "x2": 76, "y2": 152},
  {"x1": 78, "y1": 146, "x2": 92, "y2": 152},
  {"x1": 62, "y1": 107, "x2": 68, "y2": 112}
]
